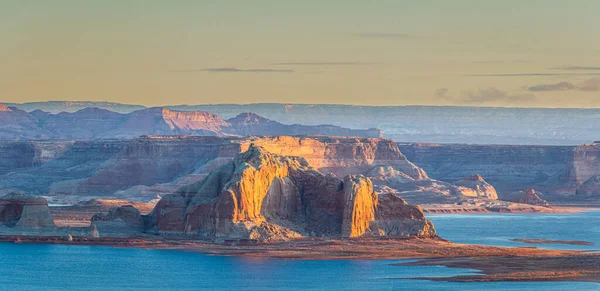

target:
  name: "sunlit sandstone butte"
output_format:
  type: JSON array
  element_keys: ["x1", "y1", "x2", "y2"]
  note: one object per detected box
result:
[{"x1": 143, "y1": 145, "x2": 435, "y2": 240}]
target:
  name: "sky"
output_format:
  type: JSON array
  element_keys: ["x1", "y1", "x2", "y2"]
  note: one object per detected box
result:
[{"x1": 1, "y1": 0, "x2": 599, "y2": 108}]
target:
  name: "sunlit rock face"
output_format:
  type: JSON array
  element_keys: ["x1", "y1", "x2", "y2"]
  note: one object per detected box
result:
[
  {"x1": 31, "y1": 136, "x2": 428, "y2": 200},
  {"x1": 515, "y1": 189, "x2": 550, "y2": 207},
  {"x1": 147, "y1": 146, "x2": 435, "y2": 241},
  {"x1": 0, "y1": 193, "x2": 55, "y2": 229},
  {"x1": 453, "y1": 174, "x2": 498, "y2": 199}
]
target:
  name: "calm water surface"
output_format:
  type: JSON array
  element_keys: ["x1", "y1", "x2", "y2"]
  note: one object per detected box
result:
[
  {"x1": 0, "y1": 211, "x2": 599, "y2": 290},
  {"x1": 428, "y1": 210, "x2": 600, "y2": 251}
]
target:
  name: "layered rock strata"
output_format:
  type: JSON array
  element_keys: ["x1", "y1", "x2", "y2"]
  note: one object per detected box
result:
[
  {"x1": 0, "y1": 193, "x2": 55, "y2": 228},
  {"x1": 146, "y1": 146, "x2": 435, "y2": 241}
]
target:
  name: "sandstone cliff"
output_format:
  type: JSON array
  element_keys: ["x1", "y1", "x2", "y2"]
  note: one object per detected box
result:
[
  {"x1": 40, "y1": 136, "x2": 427, "y2": 200},
  {"x1": 0, "y1": 136, "x2": 499, "y2": 206},
  {"x1": 0, "y1": 193, "x2": 55, "y2": 229},
  {"x1": 560, "y1": 143, "x2": 600, "y2": 197},
  {"x1": 453, "y1": 175, "x2": 498, "y2": 199},
  {"x1": 146, "y1": 146, "x2": 435, "y2": 241}
]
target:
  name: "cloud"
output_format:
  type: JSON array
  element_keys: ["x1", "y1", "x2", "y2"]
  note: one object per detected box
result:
[
  {"x1": 551, "y1": 66, "x2": 600, "y2": 71},
  {"x1": 172, "y1": 67, "x2": 293, "y2": 73},
  {"x1": 467, "y1": 73, "x2": 600, "y2": 77},
  {"x1": 353, "y1": 33, "x2": 419, "y2": 39},
  {"x1": 271, "y1": 62, "x2": 376, "y2": 66},
  {"x1": 462, "y1": 88, "x2": 536, "y2": 104},
  {"x1": 435, "y1": 88, "x2": 451, "y2": 99},
  {"x1": 467, "y1": 73, "x2": 565, "y2": 77},
  {"x1": 436, "y1": 87, "x2": 536, "y2": 105},
  {"x1": 528, "y1": 82, "x2": 576, "y2": 91},
  {"x1": 527, "y1": 78, "x2": 600, "y2": 92},
  {"x1": 580, "y1": 78, "x2": 600, "y2": 91},
  {"x1": 472, "y1": 60, "x2": 530, "y2": 64}
]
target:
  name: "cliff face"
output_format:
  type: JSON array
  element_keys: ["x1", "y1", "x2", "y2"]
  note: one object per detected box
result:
[
  {"x1": 398, "y1": 143, "x2": 574, "y2": 196},
  {"x1": 0, "y1": 193, "x2": 55, "y2": 229},
  {"x1": 0, "y1": 140, "x2": 127, "y2": 196},
  {"x1": 40, "y1": 136, "x2": 427, "y2": 200},
  {"x1": 0, "y1": 136, "x2": 501, "y2": 205},
  {"x1": 560, "y1": 144, "x2": 600, "y2": 197},
  {"x1": 147, "y1": 146, "x2": 435, "y2": 241}
]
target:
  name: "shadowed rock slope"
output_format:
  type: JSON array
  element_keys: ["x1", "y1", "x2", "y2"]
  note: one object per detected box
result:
[
  {"x1": 146, "y1": 145, "x2": 435, "y2": 241},
  {"x1": 0, "y1": 192, "x2": 55, "y2": 229}
]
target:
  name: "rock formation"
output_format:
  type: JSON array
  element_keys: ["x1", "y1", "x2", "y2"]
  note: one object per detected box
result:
[
  {"x1": 147, "y1": 145, "x2": 435, "y2": 241},
  {"x1": 453, "y1": 175, "x2": 498, "y2": 199},
  {"x1": 0, "y1": 105, "x2": 381, "y2": 140},
  {"x1": 558, "y1": 143, "x2": 600, "y2": 197},
  {"x1": 7, "y1": 136, "x2": 425, "y2": 201},
  {"x1": 0, "y1": 192, "x2": 55, "y2": 228},
  {"x1": 398, "y1": 143, "x2": 572, "y2": 195},
  {"x1": 516, "y1": 189, "x2": 550, "y2": 207},
  {"x1": 0, "y1": 135, "x2": 508, "y2": 206},
  {"x1": 90, "y1": 205, "x2": 145, "y2": 235}
]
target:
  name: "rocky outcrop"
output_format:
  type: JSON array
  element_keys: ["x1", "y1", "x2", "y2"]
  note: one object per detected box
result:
[
  {"x1": 453, "y1": 175, "x2": 498, "y2": 199},
  {"x1": 371, "y1": 194, "x2": 435, "y2": 236},
  {"x1": 0, "y1": 193, "x2": 55, "y2": 228},
  {"x1": 516, "y1": 189, "x2": 550, "y2": 207},
  {"x1": 90, "y1": 205, "x2": 145, "y2": 235},
  {"x1": 147, "y1": 146, "x2": 435, "y2": 241}
]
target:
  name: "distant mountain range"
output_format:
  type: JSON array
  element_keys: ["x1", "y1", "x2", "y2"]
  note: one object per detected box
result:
[
  {"x1": 5, "y1": 101, "x2": 600, "y2": 144},
  {"x1": 0, "y1": 104, "x2": 381, "y2": 140}
]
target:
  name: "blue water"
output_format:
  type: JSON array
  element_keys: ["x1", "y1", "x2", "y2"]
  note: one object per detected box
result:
[
  {"x1": 429, "y1": 210, "x2": 600, "y2": 251},
  {"x1": 1, "y1": 212, "x2": 599, "y2": 290}
]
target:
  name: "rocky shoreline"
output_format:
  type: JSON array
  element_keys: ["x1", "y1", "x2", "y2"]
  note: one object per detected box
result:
[{"x1": 2, "y1": 235, "x2": 599, "y2": 283}]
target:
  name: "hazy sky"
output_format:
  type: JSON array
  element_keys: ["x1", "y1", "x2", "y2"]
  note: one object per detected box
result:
[{"x1": 1, "y1": 1, "x2": 599, "y2": 107}]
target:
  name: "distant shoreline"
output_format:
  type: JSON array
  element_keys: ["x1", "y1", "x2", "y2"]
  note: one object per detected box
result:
[{"x1": 422, "y1": 205, "x2": 600, "y2": 215}]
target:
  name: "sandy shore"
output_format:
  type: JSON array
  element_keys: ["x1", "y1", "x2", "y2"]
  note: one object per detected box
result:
[{"x1": 1, "y1": 235, "x2": 599, "y2": 283}]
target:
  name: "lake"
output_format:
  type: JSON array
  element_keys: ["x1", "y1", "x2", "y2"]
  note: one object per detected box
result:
[{"x1": 0, "y1": 211, "x2": 599, "y2": 290}]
